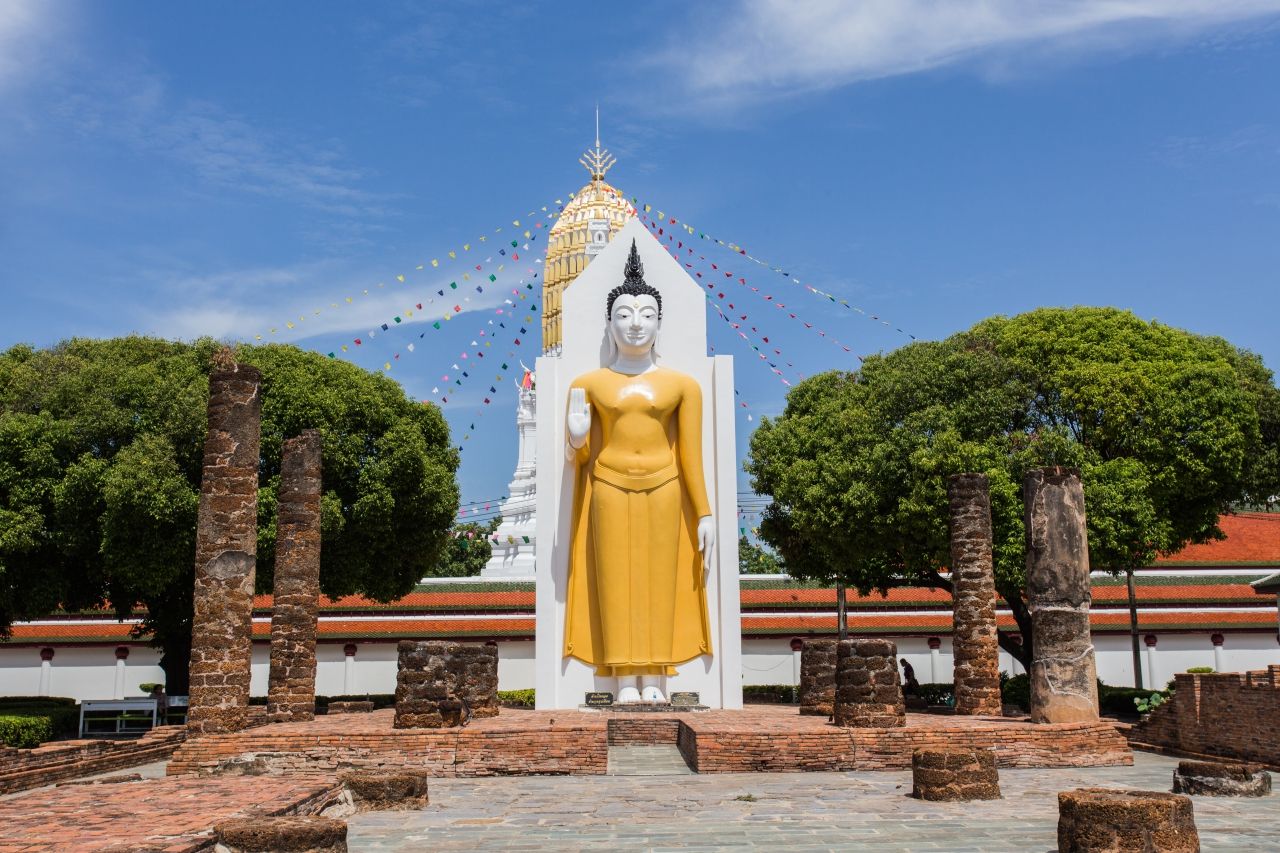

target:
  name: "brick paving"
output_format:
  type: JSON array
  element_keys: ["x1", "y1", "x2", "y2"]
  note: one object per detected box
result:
[
  {"x1": 346, "y1": 752, "x2": 1278, "y2": 851},
  {"x1": 0, "y1": 772, "x2": 343, "y2": 852}
]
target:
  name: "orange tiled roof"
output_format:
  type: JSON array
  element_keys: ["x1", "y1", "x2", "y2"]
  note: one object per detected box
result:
[{"x1": 1156, "y1": 513, "x2": 1280, "y2": 564}]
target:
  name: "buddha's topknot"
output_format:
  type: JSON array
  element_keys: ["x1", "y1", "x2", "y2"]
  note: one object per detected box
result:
[{"x1": 606, "y1": 239, "x2": 662, "y2": 320}]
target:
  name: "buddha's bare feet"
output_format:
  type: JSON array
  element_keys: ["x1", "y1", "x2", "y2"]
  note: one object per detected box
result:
[{"x1": 641, "y1": 685, "x2": 666, "y2": 703}]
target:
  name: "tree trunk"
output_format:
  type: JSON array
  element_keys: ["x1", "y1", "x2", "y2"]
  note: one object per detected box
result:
[
  {"x1": 158, "y1": 631, "x2": 192, "y2": 696},
  {"x1": 1127, "y1": 566, "x2": 1143, "y2": 689},
  {"x1": 836, "y1": 581, "x2": 848, "y2": 640},
  {"x1": 999, "y1": 591, "x2": 1034, "y2": 672}
]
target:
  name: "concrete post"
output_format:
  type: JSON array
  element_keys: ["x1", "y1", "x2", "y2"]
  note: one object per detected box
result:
[
  {"x1": 1024, "y1": 467, "x2": 1099, "y2": 723},
  {"x1": 266, "y1": 429, "x2": 323, "y2": 723},
  {"x1": 1211, "y1": 633, "x2": 1225, "y2": 673},
  {"x1": 947, "y1": 473, "x2": 1003, "y2": 716},
  {"x1": 927, "y1": 636, "x2": 941, "y2": 683},
  {"x1": 344, "y1": 643, "x2": 357, "y2": 695},
  {"x1": 113, "y1": 646, "x2": 129, "y2": 700},
  {"x1": 1144, "y1": 634, "x2": 1159, "y2": 690},
  {"x1": 187, "y1": 361, "x2": 262, "y2": 735},
  {"x1": 38, "y1": 647, "x2": 53, "y2": 697},
  {"x1": 789, "y1": 638, "x2": 803, "y2": 703}
]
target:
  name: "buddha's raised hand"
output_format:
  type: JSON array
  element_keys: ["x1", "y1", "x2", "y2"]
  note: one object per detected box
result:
[{"x1": 567, "y1": 387, "x2": 591, "y2": 448}]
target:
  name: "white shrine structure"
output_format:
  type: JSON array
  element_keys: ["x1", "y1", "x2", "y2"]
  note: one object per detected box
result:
[{"x1": 533, "y1": 217, "x2": 744, "y2": 709}]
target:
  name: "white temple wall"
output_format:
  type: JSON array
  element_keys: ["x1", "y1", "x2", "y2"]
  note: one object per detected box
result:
[
  {"x1": 0, "y1": 646, "x2": 165, "y2": 700},
  {"x1": 3, "y1": 633, "x2": 1277, "y2": 699}
]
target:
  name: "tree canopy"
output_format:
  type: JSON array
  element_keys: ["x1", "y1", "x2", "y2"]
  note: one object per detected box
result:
[
  {"x1": 430, "y1": 518, "x2": 502, "y2": 578},
  {"x1": 746, "y1": 307, "x2": 1280, "y2": 666},
  {"x1": 738, "y1": 536, "x2": 786, "y2": 575},
  {"x1": 0, "y1": 337, "x2": 459, "y2": 689}
]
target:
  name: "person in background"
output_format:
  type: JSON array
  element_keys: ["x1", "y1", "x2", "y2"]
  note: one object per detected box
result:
[
  {"x1": 149, "y1": 684, "x2": 169, "y2": 720},
  {"x1": 900, "y1": 658, "x2": 920, "y2": 695}
]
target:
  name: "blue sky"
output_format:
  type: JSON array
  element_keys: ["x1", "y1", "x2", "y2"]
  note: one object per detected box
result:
[{"x1": 3, "y1": 1, "x2": 1279, "y2": 518}]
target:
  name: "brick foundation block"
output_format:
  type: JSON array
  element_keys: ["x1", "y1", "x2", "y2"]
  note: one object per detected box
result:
[
  {"x1": 834, "y1": 703, "x2": 906, "y2": 729},
  {"x1": 1057, "y1": 788, "x2": 1198, "y2": 853},
  {"x1": 340, "y1": 769, "x2": 430, "y2": 812},
  {"x1": 911, "y1": 748, "x2": 1001, "y2": 801},
  {"x1": 214, "y1": 815, "x2": 347, "y2": 852},
  {"x1": 394, "y1": 700, "x2": 465, "y2": 729},
  {"x1": 327, "y1": 701, "x2": 375, "y2": 715},
  {"x1": 1172, "y1": 760, "x2": 1272, "y2": 797}
]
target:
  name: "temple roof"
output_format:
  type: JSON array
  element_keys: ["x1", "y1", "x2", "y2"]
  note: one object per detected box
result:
[{"x1": 5, "y1": 513, "x2": 1275, "y2": 646}]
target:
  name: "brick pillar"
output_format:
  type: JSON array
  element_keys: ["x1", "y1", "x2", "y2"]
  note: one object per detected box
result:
[
  {"x1": 798, "y1": 639, "x2": 837, "y2": 716},
  {"x1": 834, "y1": 639, "x2": 905, "y2": 728},
  {"x1": 947, "y1": 473, "x2": 1002, "y2": 716},
  {"x1": 394, "y1": 641, "x2": 499, "y2": 728},
  {"x1": 187, "y1": 362, "x2": 262, "y2": 736},
  {"x1": 1024, "y1": 467, "x2": 1098, "y2": 724},
  {"x1": 266, "y1": 429, "x2": 323, "y2": 723}
]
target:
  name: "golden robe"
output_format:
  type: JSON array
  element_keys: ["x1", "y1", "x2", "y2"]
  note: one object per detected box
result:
[{"x1": 564, "y1": 367, "x2": 713, "y2": 676}]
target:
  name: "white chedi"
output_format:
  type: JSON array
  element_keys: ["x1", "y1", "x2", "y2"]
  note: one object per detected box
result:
[{"x1": 481, "y1": 365, "x2": 538, "y2": 578}]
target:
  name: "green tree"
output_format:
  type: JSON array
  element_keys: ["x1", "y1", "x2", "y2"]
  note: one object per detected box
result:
[
  {"x1": 431, "y1": 517, "x2": 502, "y2": 577},
  {"x1": 0, "y1": 337, "x2": 459, "y2": 691},
  {"x1": 738, "y1": 536, "x2": 786, "y2": 574},
  {"x1": 746, "y1": 307, "x2": 1280, "y2": 669}
]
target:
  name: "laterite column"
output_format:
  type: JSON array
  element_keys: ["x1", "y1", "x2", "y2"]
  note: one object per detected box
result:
[
  {"x1": 798, "y1": 639, "x2": 837, "y2": 716},
  {"x1": 947, "y1": 473, "x2": 1002, "y2": 715},
  {"x1": 187, "y1": 360, "x2": 262, "y2": 735},
  {"x1": 1024, "y1": 467, "x2": 1099, "y2": 724},
  {"x1": 266, "y1": 429, "x2": 323, "y2": 723}
]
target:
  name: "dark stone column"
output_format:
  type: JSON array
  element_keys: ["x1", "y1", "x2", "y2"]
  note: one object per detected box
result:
[
  {"x1": 187, "y1": 362, "x2": 262, "y2": 736},
  {"x1": 798, "y1": 639, "x2": 837, "y2": 716},
  {"x1": 266, "y1": 429, "x2": 323, "y2": 724},
  {"x1": 1024, "y1": 467, "x2": 1099, "y2": 724},
  {"x1": 394, "y1": 640, "x2": 499, "y2": 728},
  {"x1": 911, "y1": 748, "x2": 1002, "y2": 801},
  {"x1": 1057, "y1": 789, "x2": 1198, "y2": 853},
  {"x1": 834, "y1": 639, "x2": 905, "y2": 728},
  {"x1": 948, "y1": 473, "x2": 1003, "y2": 716}
]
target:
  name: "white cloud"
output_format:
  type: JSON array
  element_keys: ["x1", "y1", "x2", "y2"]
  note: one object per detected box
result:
[
  {"x1": 0, "y1": 0, "x2": 57, "y2": 94},
  {"x1": 53, "y1": 68, "x2": 390, "y2": 217},
  {"x1": 669, "y1": 0, "x2": 1280, "y2": 106},
  {"x1": 132, "y1": 259, "x2": 530, "y2": 345}
]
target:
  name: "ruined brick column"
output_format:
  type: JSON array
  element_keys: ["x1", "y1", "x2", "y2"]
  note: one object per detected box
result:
[
  {"x1": 798, "y1": 639, "x2": 837, "y2": 716},
  {"x1": 834, "y1": 639, "x2": 906, "y2": 728},
  {"x1": 266, "y1": 429, "x2": 323, "y2": 724},
  {"x1": 947, "y1": 473, "x2": 1003, "y2": 716},
  {"x1": 1024, "y1": 467, "x2": 1099, "y2": 724},
  {"x1": 394, "y1": 641, "x2": 499, "y2": 728},
  {"x1": 187, "y1": 360, "x2": 262, "y2": 736}
]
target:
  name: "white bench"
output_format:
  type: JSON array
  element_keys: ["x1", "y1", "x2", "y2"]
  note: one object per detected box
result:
[{"x1": 78, "y1": 698, "x2": 157, "y2": 737}]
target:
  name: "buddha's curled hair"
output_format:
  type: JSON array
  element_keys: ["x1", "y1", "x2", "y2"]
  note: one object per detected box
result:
[{"x1": 606, "y1": 239, "x2": 662, "y2": 320}]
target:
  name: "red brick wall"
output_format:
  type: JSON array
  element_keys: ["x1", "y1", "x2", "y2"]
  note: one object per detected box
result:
[
  {"x1": 0, "y1": 726, "x2": 186, "y2": 795},
  {"x1": 606, "y1": 718, "x2": 680, "y2": 745},
  {"x1": 1132, "y1": 667, "x2": 1280, "y2": 766}
]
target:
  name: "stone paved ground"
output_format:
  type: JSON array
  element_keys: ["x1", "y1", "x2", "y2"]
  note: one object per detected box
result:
[
  {"x1": 346, "y1": 752, "x2": 1278, "y2": 852},
  {"x1": 608, "y1": 744, "x2": 695, "y2": 776},
  {"x1": 0, "y1": 773, "x2": 342, "y2": 852}
]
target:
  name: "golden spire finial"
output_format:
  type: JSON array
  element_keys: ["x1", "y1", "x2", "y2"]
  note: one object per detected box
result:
[{"x1": 579, "y1": 105, "x2": 616, "y2": 181}]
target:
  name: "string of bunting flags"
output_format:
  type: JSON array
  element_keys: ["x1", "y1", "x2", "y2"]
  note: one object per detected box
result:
[
  {"x1": 628, "y1": 198, "x2": 917, "y2": 342},
  {"x1": 639, "y1": 210, "x2": 868, "y2": 363},
  {"x1": 325, "y1": 220, "x2": 553, "y2": 370},
  {"x1": 245, "y1": 196, "x2": 569, "y2": 347},
  {"x1": 639, "y1": 211, "x2": 803, "y2": 386}
]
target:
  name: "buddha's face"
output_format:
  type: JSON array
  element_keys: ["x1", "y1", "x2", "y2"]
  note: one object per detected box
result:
[{"x1": 609, "y1": 294, "x2": 661, "y2": 355}]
